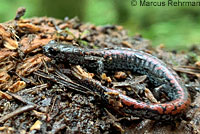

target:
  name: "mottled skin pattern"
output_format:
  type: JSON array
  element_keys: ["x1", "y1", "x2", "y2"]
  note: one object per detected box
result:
[{"x1": 43, "y1": 42, "x2": 191, "y2": 120}]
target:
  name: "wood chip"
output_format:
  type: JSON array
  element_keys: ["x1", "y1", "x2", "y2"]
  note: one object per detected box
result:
[
  {"x1": 0, "y1": 71, "x2": 10, "y2": 83},
  {"x1": 4, "y1": 38, "x2": 18, "y2": 50},
  {"x1": 0, "y1": 48, "x2": 17, "y2": 62},
  {"x1": 16, "y1": 54, "x2": 50, "y2": 76},
  {"x1": 121, "y1": 41, "x2": 133, "y2": 48},
  {"x1": 114, "y1": 71, "x2": 127, "y2": 79},
  {"x1": 0, "y1": 127, "x2": 14, "y2": 132},
  {"x1": 0, "y1": 90, "x2": 13, "y2": 100},
  {"x1": 101, "y1": 73, "x2": 112, "y2": 83},
  {"x1": 144, "y1": 88, "x2": 159, "y2": 103},
  {"x1": 17, "y1": 23, "x2": 41, "y2": 33},
  {"x1": 0, "y1": 24, "x2": 11, "y2": 38},
  {"x1": 30, "y1": 120, "x2": 42, "y2": 131},
  {"x1": 32, "y1": 110, "x2": 47, "y2": 119},
  {"x1": 20, "y1": 35, "x2": 52, "y2": 53},
  {"x1": 66, "y1": 29, "x2": 80, "y2": 40},
  {"x1": 73, "y1": 65, "x2": 94, "y2": 79},
  {"x1": 195, "y1": 61, "x2": 200, "y2": 68},
  {"x1": 0, "y1": 25, "x2": 18, "y2": 49},
  {"x1": 0, "y1": 71, "x2": 13, "y2": 90},
  {"x1": 8, "y1": 81, "x2": 26, "y2": 93}
]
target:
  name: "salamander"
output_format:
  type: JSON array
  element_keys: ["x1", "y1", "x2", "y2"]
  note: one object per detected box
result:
[{"x1": 43, "y1": 41, "x2": 191, "y2": 120}]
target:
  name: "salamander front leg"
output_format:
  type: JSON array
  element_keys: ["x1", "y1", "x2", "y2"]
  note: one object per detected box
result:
[
  {"x1": 96, "y1": 60, "x2": 104, "y2": 74},
  {"x1": 84, "y1": 55, "x2": 105, "y2": 74}
]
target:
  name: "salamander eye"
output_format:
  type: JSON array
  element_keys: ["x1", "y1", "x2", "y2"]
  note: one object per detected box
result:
[{"x1": 48, "y1": 47, "x2": 58, "y2": 56}]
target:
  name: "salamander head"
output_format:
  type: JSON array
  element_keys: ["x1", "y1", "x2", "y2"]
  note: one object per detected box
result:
[{"x1": 43, "y1": 41, "x2": 84, "y2": 63}]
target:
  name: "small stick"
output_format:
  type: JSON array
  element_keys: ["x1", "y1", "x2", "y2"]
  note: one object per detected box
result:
[
  {"x1": 0, "y1": 105, "x2": 35, "y2": 123},
  {"x1": 19, "y1": 83, "x2": 49, "y2": 94},
  {"x1": 7, "y1": 92, "x2": 45, "y2": 112}
]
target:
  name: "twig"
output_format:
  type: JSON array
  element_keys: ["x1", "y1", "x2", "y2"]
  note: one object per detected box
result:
[
  {"x1": 7, "y1": 92, "x2": 37, "y2": 106},
  {"x1": 19, "y1": 83, "x2": 49, "y2": 94},
  {"x1": 34, "y1": 70, "x2": 92, "y2": 94},
  {"x1": 6, "y1": 92, "x2": 45, "y2": 112},
  {"x1": 14, "y1": 7, "x2": 26, "y2": 21},
  {"x1": 0, "y1": 105, "x2": 35, "y2": 123}
]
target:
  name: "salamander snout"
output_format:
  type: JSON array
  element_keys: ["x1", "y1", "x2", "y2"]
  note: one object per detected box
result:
[
  {"x1": 43, "y1": 41, "x2": 81, "y2": 62},
  {"x1": 43, "y1": 44, "x2": 59, "y2": 58},
  {"x1": 43, "y1": 40, "x2": 68, "y2": 58}
]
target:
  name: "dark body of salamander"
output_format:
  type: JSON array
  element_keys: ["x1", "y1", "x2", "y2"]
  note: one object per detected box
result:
[{"x1": 43, "y1": 42, "x2": 191, "y2": 120}]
